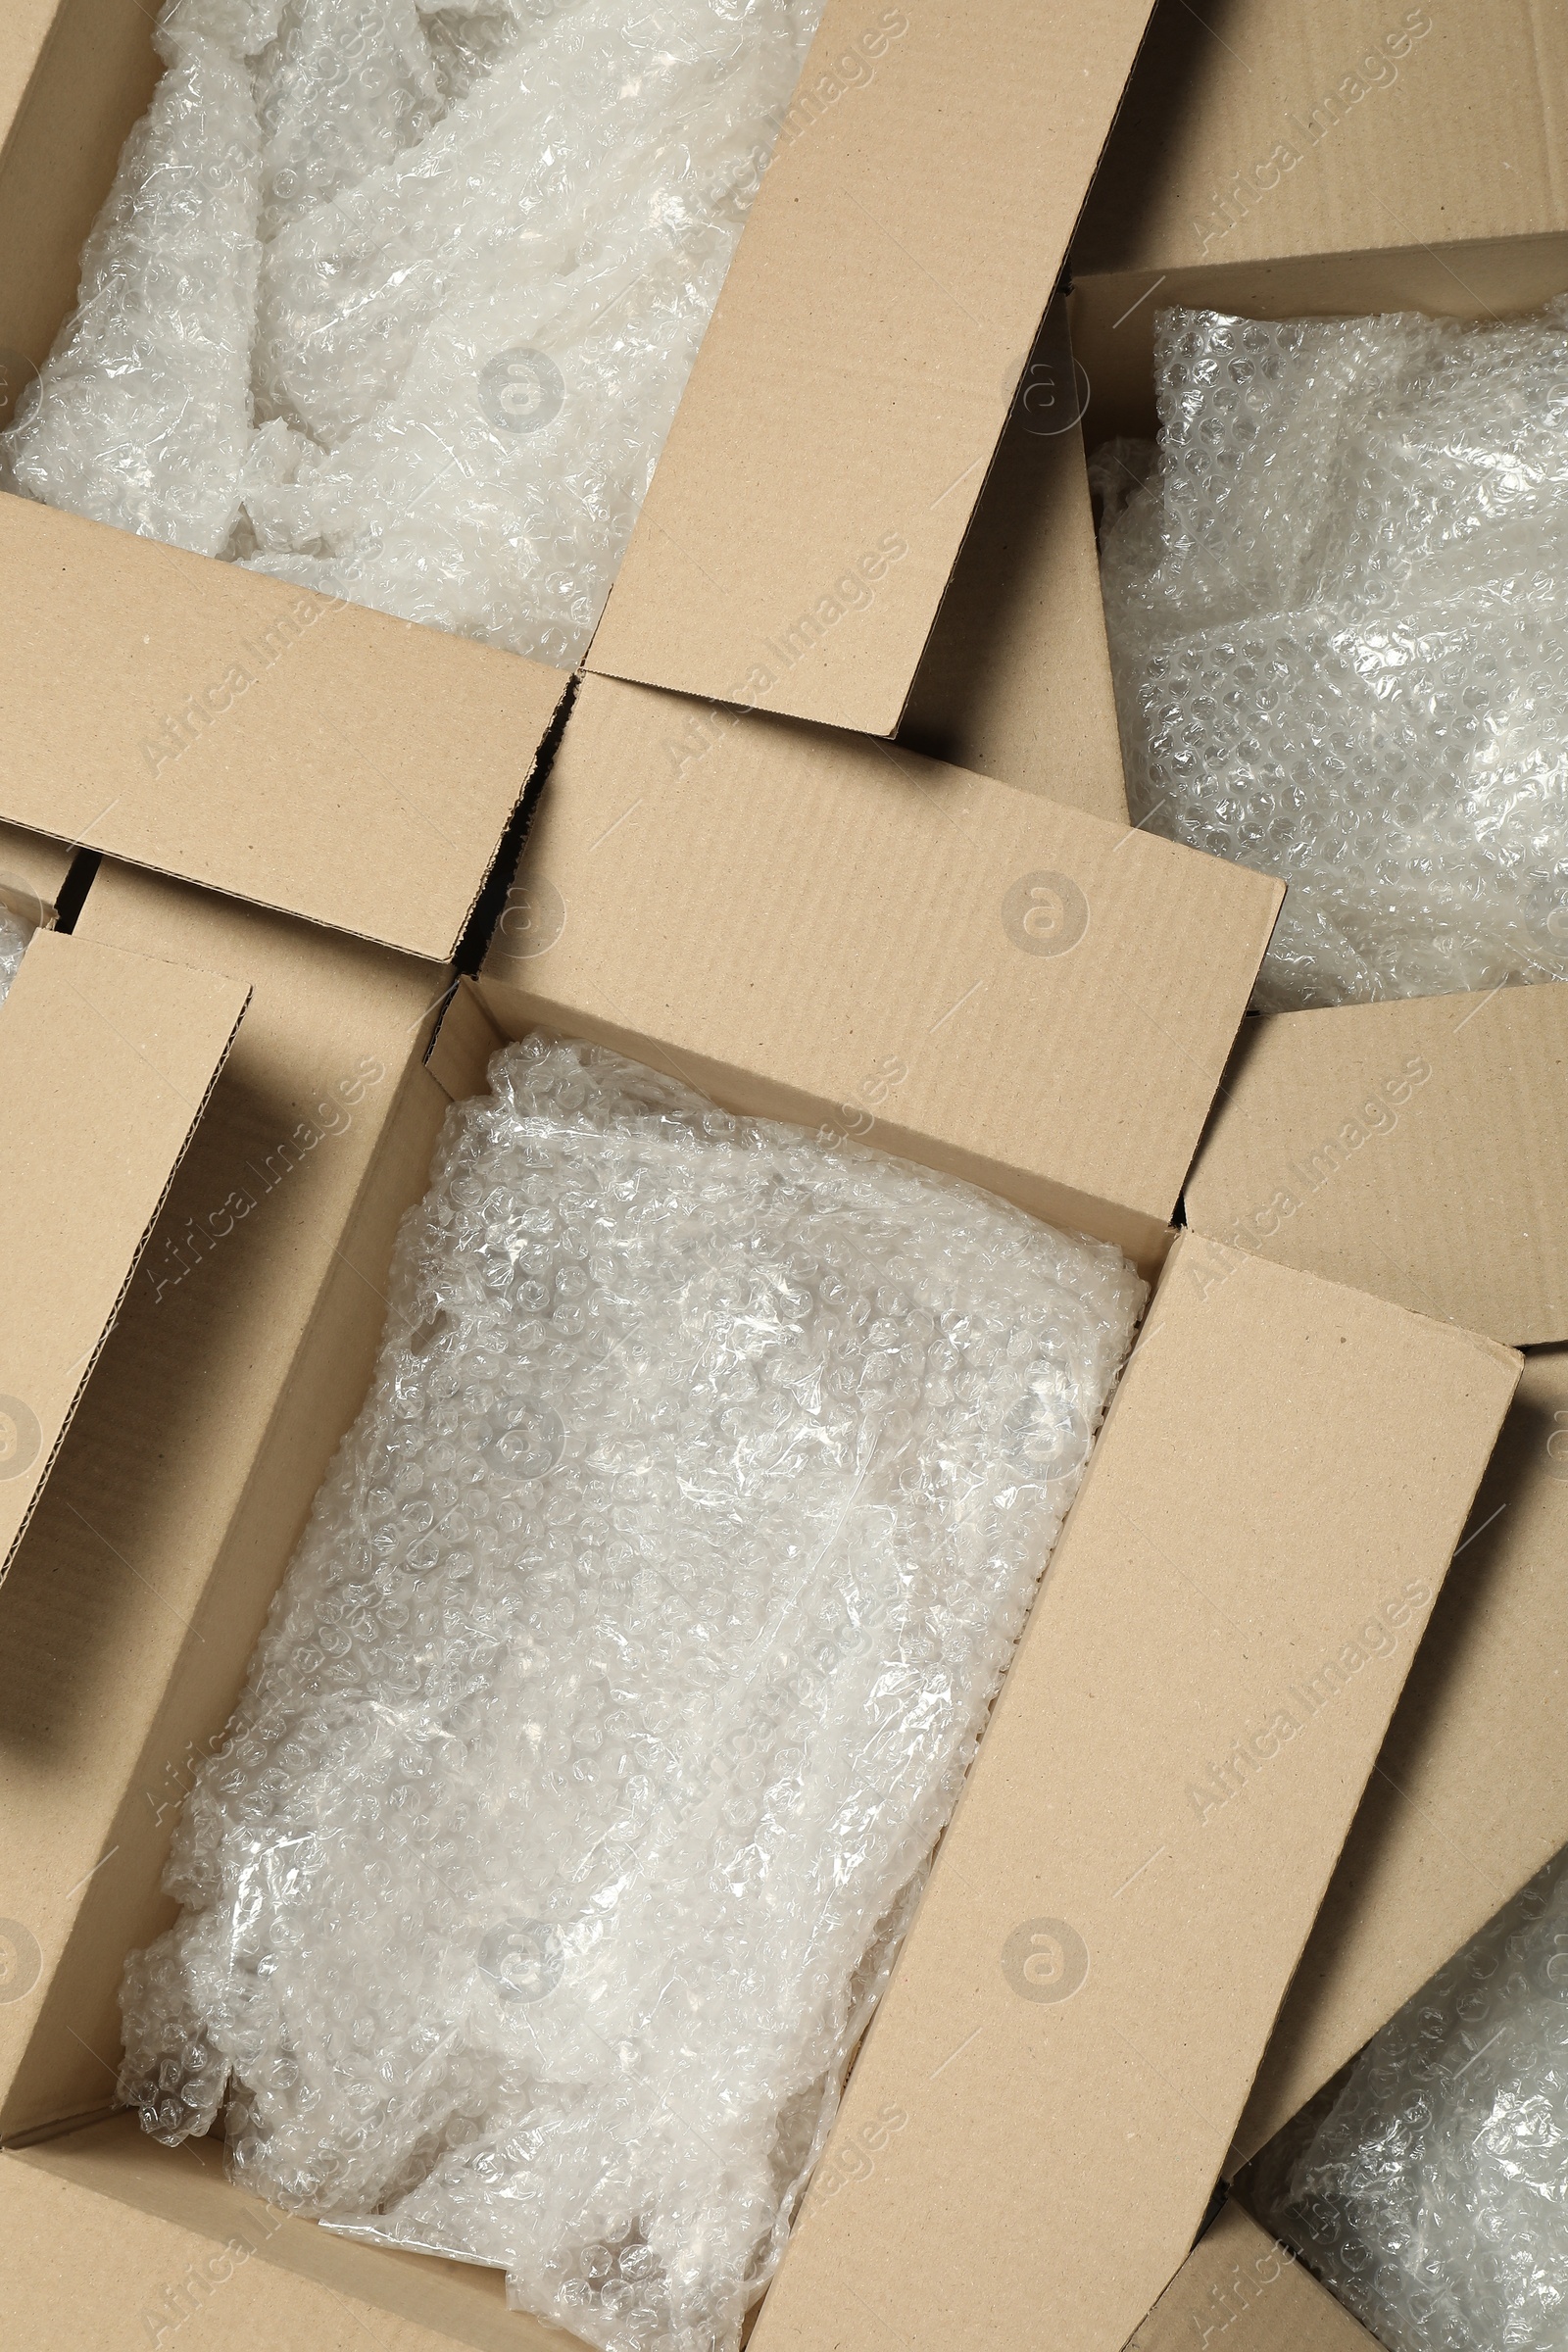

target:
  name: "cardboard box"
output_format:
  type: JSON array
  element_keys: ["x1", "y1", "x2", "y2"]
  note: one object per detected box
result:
[
  {"x1": 0, "y1": 0, "x2": 1157, "y2": 954},
  {"x1": 0, "y1": 700, "x2": 1521, "y2": 2348},
  {"x1": 1057, "y1": 0, "x2": 1568, "y2": 2297},
  {"x1": 0, "y1": 840, "x2": 251, "y2": 1585},
  {"x1": 1124, "y1": 2198, "x2": 1376, "y2": 2351},
  {"x1": 1064, "y1": 0, "x2": 1568, "y2": 1352}
]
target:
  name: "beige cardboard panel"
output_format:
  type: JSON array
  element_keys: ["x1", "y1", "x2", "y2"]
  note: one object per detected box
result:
[
  {"x1": 0, "y1": 932, "x2": 249, "y2": 1579},
  {"x1": 0, "y1": 862, "x2": 447, "y2": 2139},
  {"x1": 1075, "y1": 0, "x2": 1568, "y2": 281},
  {"x1": 481, "y1": 676, "x2": 1281, "y2": 1268},
  {"x1": 0, "y1": 819, "x2": 75, "y2": 924},
  {"x1": 2, "y1": 2119, "x2": 577, "y2": 2352},
  {"x1": 1124, "y1": 2201, "x2": 1375, "y2": 2351},
  {"x1": 1183, "y1": 984, "x2": 1568, "y2": 1348},
  {"x1": 0, "y1": 0, "x2": 162, "y2": 425},
  {"x1": 587, "y1": 0, "x2": 1160, "y2": 734},
  {"x1": 750, "y1": 1243, "x2": 1518, "y2": 2352},
  {"x1": 1234, "y1": 1345, "x2": 1568, "y2": 2168},
  {"x1": 899, "y1": 304, "x2": 1129, "y2": 827},
  {"x1": 0, "y1": 497, "x2": 567, "y2": 960}
]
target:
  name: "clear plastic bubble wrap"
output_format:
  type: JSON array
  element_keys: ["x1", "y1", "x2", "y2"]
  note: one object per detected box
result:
[
  {"x1": 1258, "y1": 1845, "x2": 1568, "y2": 2352},
  {"x1": 0, "y1": 905, "x2": 34, "y2": 1006},
  {"x1": 1, "y1": 0, "x2": 824, "y2": 663},
  {"x1": 120, "y1": 1034, "x2": 1143, "y2": 2352},
  {"x1": 1094, "y1": 302, "x2": 1568, "y2": 1011}
]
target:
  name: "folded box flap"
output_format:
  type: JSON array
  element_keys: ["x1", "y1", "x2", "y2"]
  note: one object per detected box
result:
[
  {"x1": 0, "y1": 929, "x2": 249, "y2": 1578},
  {"x1": 1234, "y1": 1342, "x2": 1568, "y2": 2168},
  {"x1": 1184, "y1": 983, "x2": 1568, "y2": 1347},
  {"x1": 1124, "y1": 2201, "x2": 1377, "y2": 2350},
  {"x1": 0, "y1": 497, "x2": 568, "y2": 962},
  {"x1": 587, "y1": 0, "x2": 1160, "y2": 736},
  {"x1": 480, "y1": 677, "x2": 1282, "y2": 1275},
  {"x1": 748, "y1": 1244, "x2": 1519, "y2": 2352}
]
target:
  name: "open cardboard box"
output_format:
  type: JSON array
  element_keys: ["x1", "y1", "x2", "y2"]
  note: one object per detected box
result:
[
  {"x1": 1030, "y1": 3, "x2": 1568, "y2": 2334},
  {"x1": 1063, "y1": 0, "x2": 1568, "y2": 1357},
  {"x1": 0, "y1": 0, "x2": 1155, "y2": 959},
  {"x1": 0, "y1": 819, "x2": 251, "y2": 1587},
  {"x1": 0, "y1": 686, "x2": 1524, "y2": 2349}
]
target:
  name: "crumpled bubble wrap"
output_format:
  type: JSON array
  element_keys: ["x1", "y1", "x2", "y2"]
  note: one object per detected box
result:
[
  {"x1": 0, "y1": 906, "x2": 35, "y2": 1006},
  {"x1": 2, "y1": 0, "x2": 824, "y2": 663},
  {"x1": 1094, "y1": 302, "x2": 1568, "y2": 1011},
  {"x1": 119, "y1": 1034, "x2": 1143, "y2": 2352},
  {"x1": 1259, "y1": 1845, "x2": 1568, "y2": 2352}
]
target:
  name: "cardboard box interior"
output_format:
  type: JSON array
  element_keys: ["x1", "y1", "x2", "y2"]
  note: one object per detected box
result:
[
  {"x1": 0, "y1": 0, "x2": 1152, "y2": 957},
  {"x1": 0, "y1": 727, "x2": 1522, "y2": 2349},
  {"x1": 1059, "y1": 0, "x2": 1568, "y2": 1351},
  {"x1": 0, "y1": 896, "x2": 251, "y2": 1584}
]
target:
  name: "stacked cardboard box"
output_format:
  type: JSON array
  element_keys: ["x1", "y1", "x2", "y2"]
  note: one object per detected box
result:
[{"x1": 0, "y1": 3, "x2": 1558, "y2": 2348}]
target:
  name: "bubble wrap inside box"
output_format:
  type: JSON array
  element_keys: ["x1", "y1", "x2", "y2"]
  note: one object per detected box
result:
[
  {"x1": 1094, "y1": 302, "x2": 1568, "y2": 1011},
  {"x1": 120, "y1": 1034, "x2": 1144, "y2": 2352},
  {"x1": 0, "y1": 906, "x2": 34, "y2": 1006},
  {"x1": 1260, "y1": 1845, "x2": 1568, "y2": 2352},
  {"x1": 0, "y1": 0, "x2": 825, "y2": 664}
]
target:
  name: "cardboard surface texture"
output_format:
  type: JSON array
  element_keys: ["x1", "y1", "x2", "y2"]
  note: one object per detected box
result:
[
  {"x1": 1125, "y1": 2200, "x2": 1375, "y2": 2352},
  {"x1": 480, "y1": 675, "x2": 1282, "y2": 1275},
  {"x1": 1184, "y1": 986, "x2": 1568, "y2": 1348},
  {"x1": 0, "y1": 930, "x2": 249, "y2": 1581},
  {"x1": 585, "y1": 0, "x2": 1160, "y2": 734},
  {"x1": 0, "y1": 499, "x2": 567, "y2": 962},
  {"x1": 1235, "y1": 1344, "x2": 1568, "y2": 2169},
  {"x1": 0, "y1": 861, "x2": 449, "y2": 2141},
  {"x1": 746, "y1": 1244, "x2": 1516, "y2": 2352}
]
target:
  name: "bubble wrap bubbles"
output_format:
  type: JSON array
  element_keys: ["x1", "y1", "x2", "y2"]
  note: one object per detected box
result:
[
  {"x1": 0, "y1": 905, "x2": 34, "y2": 1006},
  {"x1": 1260, "y1": 1845, "x2": 1568, "y2": 2351},
  {"x1": 2, "y1": 0, "x2": 824, "y2": 662},
  {"x1": 1094, "y1": 303, "x2": 1568, "y2": 1010},
  {"x1": 119, "y1": 1035, "x2": 1143, "y2": 2352}
]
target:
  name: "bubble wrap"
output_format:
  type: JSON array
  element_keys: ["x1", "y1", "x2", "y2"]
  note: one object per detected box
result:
[
  {"x1": 119, "y1": 1034, "x2": 1143, "y2": 2352},
  {"x1": 1259, "y1": 1845, "x2": 1568, "y2": 2351},
  {"x1": 1, "y1": 0, "x2": 824, "y2": 663},
  {"x1": 0, "y1": 906, "x2": 34, "y2": 1006},
  {"x1": 1094, "y1": 303, "x2": 1568, "y2": 1010}
]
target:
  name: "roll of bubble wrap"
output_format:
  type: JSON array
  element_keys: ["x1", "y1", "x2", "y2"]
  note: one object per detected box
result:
[
  {"x1": 1, "y1": 0, "x2": 824, "y2": 663},
  {"x1": 1260, "y1": 1845, "x2": 1568, "y2": 2352},
  {"x1": 119, "y1": 1033, "x2": 1144, "y2": 2352},
  {"x1": 1094, "y1": 303, "x2": 1568, "y2": 1011}
]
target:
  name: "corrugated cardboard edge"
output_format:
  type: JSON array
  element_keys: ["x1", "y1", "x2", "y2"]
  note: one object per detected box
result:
[
  {"x1": 0, "y1": 933, "x2": 250, "y2": 1579},
  {"x1": 1122, "y1": 2200, "x2": 1376, "y2": 2351}
]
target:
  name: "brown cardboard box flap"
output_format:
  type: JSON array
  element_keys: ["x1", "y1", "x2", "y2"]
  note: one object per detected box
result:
[
  {"x1": 1234, "y1": 1343, "x2": 1568, "y2": 2168},
  {"x1": 0, "y1": 929, "x2": 249, "y2": 1577},
  {"x1": 586, "y1": 0, "x2": 1160, "y2": 735},
  {"x1": 480, "y1": 676, "x2": 1283, "y2": 1275},
  {"x1": 1183, "y1": 983, "x2": 1568, "y2": 1348},
  {"x1": 749, "y1": 1242, "x2": 1518, "y2": 2352},
  {"x1": 1124, "y1": 2201, "x2": 1375, "y2": 2351},
  {"x1": 0, "y1": 496, "x2": 567, "y2": 961},
  {"x1": 1075, "y1": 0, "x2": 1567, "y2": 281}
]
